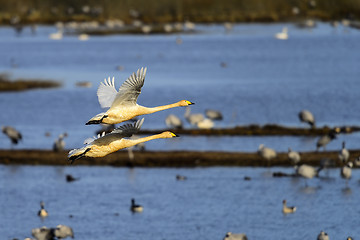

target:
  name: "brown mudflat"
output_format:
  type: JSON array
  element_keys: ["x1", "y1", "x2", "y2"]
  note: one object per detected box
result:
[
  {"x1": 0, "y1": 74, "x2": 61, "y2": 91},
  {"x1": 1, "y1": 149, "x2": 358, "y2": 167}
]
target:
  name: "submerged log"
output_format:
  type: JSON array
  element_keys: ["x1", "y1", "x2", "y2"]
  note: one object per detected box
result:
[{"x1": 1, "y1": 149, "x2": 359, "y2": 167}]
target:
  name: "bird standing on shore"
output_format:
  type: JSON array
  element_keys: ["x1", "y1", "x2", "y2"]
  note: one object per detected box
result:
[
  {"x1": 282, "y1": 199, "x2": 296, "y2": 214},
  {"x1": 316, "y1": 129, "x2": 338, "y2": 151},
  {"x1": 86, "y1": 67, "x2": 193, "y2": 125},
  {"x1": 53, "y1": 224, "x2": 74, "y2": 239},
  {"x1": 288, "y1": 148, "x2": 301, "y2": 165},
  {"x1": 53, "y1": 133, "x2": 68, "y2": 152},
  {"x1": 341, "y1": 162, "x2": 352, "y2": 183},
  {"x1": 38, "y1": 201, "x2": 48, "y2": 218},
  {"x1": 2, "y1": 126, "x2": 22, "y2": 146},
  {"x1": 298, "y1": 110, "x2": 315, "y2": 128},
  {"x1": 205, "y1": 109, "x2": 223, "y2": 120},
  {"x1": 68, "y1": 119, "x2": 178, "y2": 163},
  {"x1": 165, "y1": 114, "x2": 183, "y2": 129},
  {"x1": 258, "y1": 144, "x2": 277, "y2": 164},
  {"x1": 338, "y1": 141, "x2": 350, "y2": 163}
]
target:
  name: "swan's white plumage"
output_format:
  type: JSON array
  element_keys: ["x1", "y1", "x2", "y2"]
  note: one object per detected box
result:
[
  {"x1": 97, "y1": 77, "x2": 117, "y2": 108},
  {"x1": 97, "y1": 67, "x2": 147, "y2": 109}
]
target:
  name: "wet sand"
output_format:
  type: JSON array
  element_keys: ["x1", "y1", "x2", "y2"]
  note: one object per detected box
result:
[
  {"x1": 0, "y1": 74, "x2": 61, "y2": 91},
  {"x1": 1, "y1": 149, "x2": 359, "y2": 167}
]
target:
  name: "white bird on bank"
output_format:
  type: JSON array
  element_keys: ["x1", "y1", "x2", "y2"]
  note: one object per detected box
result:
[
  {"x1": 2, "y1": 126, "x2": 22, "y2": 146},
  {"x1": 184, "y1": 106, "x2": 204, "y2": 125},
  {"x1": 296, "y1": 164, "x2": 322, "y2": 179},
  {"x1": 288, "y1": 148, "x2": 301, "y2": 165},
  {"x1": 275, "y1": 27, "x2": 288, "y2": 40},
  {"x1": 53, "y1": 133, "x2": 68, "y2": 152},
  {"x1": 223, "y1": 232, "x2": 248, "y2": 240},
  {"x1": 316, "y1": 130, "x2": 338, "y2": 151},
  {"x1": 298, "y1": 110, "x2": 315, "y2": 128},
  {"x1": 53, "y1": 224, "x2": 74, "y2": 239},
  {"x1": 32, "y1": 226, "x2": 54, "y2": 240},
  {"x1": 165, "y1": 114, "x2": 183, "y2": 129},
  {"x1": 338, "y1": 141, "x2": 350, "y2": 163},
  {"x1": 205, "y1": 109, "x2": 223, "y2": 120},
  {"x1": 86, "y1": 67, "x2": 194, "y2": 125},
  {"x1": 68, "y1": 119, "x2": 178, "y2": 164},
  {"x1": 258, "y1": 144, "x2": 277, "y2": 161}
]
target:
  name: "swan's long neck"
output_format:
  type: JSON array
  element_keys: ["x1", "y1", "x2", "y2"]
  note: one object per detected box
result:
[
  {"x1": 127, "y1": 133, "x2": 166, "y2": 146},
  {"x1": 142, "y1": 102, "x2": 182, "y2": 114}
]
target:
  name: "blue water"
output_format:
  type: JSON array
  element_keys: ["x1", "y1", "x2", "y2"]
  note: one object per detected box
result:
[{"x1": 1, "y1": 165, "x2": 359, "y2": 240}]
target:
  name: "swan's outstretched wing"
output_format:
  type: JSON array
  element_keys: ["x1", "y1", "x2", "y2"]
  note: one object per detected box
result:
[
  {"x1": 110, "y1": 118, "x2": 144, "y2": 138},
  {"x1": 97, "y1": 77, "x2": 118, "y2": 109},
  {"x1": 110, "y1": 67, "x2": 146, "y2": 108},
  {"x1": 83, "y1": 132, "x2": 106, "y2": 145}
]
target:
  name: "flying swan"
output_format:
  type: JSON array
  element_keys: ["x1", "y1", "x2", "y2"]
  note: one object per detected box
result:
[
  {"x1": 68, "y1": 118, "x2": 178, "y2": 163},
  {"x1": 86, "y1": 67, "x2": 194, "y2": 125}
]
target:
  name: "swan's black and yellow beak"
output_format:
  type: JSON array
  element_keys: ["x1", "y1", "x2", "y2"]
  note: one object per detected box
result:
[
  {"x1": 186, "y1": 100, "x2": 195, "y2": 105},
  {"x1": 170, "y1": 132, "x2": 180, "y2": 137}
]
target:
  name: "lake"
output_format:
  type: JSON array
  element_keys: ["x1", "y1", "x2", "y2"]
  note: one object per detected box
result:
[{"x1": 0, "y1": 23, "x2": 360, "y2": 152}]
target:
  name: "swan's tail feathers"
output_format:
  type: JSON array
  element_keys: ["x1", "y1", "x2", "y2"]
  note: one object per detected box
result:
[
  {"x1": 68, "y1": 148, "x2": 91, "y2": 164},
  {"x1": 86, "y1": 113, "x2": 108, "y2": 125},
  {"x1": 111, "y1": 118, "x2": 144, "y2": 137}
]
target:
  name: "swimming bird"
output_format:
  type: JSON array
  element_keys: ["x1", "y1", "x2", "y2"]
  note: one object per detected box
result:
[
  {"x1": 282, "y1": 199, "x2": 296, "y2": 214},
  {"x1": 223, "y1": 232, "x2": 248, "y2": 240},
  {"x1": 38, "y1": 201, "x2": 48, "y2": 218},
  {"x1": 196, "y1": 118, "x2": 214, "y2": 129},
  {"x1": 66, "y1": 174, "x2": 79, "y2": 182},
  {"x1": 288, "y1": 148, "x2": 301, "y2": 165},
  {"x1": 341, "y1": 162, "x2": 352, "y2": 182},
  {"x1": 316, "y1": 129, "x2": 338, "y2": 151},
  {"x1": 68, "y1": 119, "x2": 178, "y2": 164},
  {"x1": 338, "y1": 141, "x2": 350, "y2": 164},
  {"x1": 275, "y1": 27, "x2": 288, "y2": 40},
  {"x1": 258, "y1": 144, "x2": 277, "y2": 162},
  {"x1": 205, "y1": 109, "x2": 223, "y2": 120},
  {"x1": 317, "y1": 231, "x2": 329, "y2": 240},
  {"x1": 176, "y1": 174, "x2": 187, "y2": 181},
  {"x1": 184, "y1": 106, "x2": 204, "y2": 126},
  {"x1": 165, "y1": 114, "x2": 183, "y2": 129},
  {"x1": 298, "y1": 110, "x2": 315, "y2": 128},
  {"x1": 53, "y1": 133, "x2": 68, "y2": 152},
  {"x1": 130, "y1": 198, "x2": 143, "y2": 213},
  {"x1": 86, "y1": 67, "x2": 193, "y2": 125},
  {"x1": 31, "y1": 226, "x2": 54, "y2": 240},
  {"x1": 2, "y1": 126, "x2": 22, "y2": 146},
  {"x1": 53, "y1": 224, "x2": 74, "y2": 239}
]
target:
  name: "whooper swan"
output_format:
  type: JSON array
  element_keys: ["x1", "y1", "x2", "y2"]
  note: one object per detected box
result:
[
  {"x1": 86, "y1": 67, "x2": 194, "y2": 125},
  {"x1": 68, "y1": 118, "x2": 178, "y2": 163}
]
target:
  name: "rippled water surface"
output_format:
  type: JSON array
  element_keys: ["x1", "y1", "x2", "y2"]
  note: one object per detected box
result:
[
  {"x1": 1, "y1": 165, "x2": 359, "y2": 239},
  {"x1": 0, "y1": 23, "x2": 359, "y2": 152}
]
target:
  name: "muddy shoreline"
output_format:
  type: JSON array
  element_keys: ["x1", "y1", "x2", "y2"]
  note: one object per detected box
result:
[{"x1": 1, "y1": 149, "x2": 359, "y2": 167}]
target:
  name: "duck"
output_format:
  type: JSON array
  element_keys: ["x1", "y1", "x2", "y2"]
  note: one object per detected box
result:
[
  {"x1": 317, "y1": 231, "x2": 329, "y2": 240},
  {"x1": 2, "y1": 125, "x2": 22, "y2": 146},
  {"x1": 165, "y1": 114, "x2": 183, "y2": 129},
  {"x1": 288, "y1": 148, "x2": 301, "y2": 165},
  {"x1": 130, "y1": 198, "x2": 143, "y2": 213},
  {"x1": 338, "y1": 141, "x2": 350, "y2": 164},
  {"x1": 37, "y1": 201, "x2": 48, "y2": 218},
  {"x1": 282, "y1": 199, "x2": 296, "y2": 214},
  {"x1": 86, "y1": 67, "x2": 193, "y2": 125},
  {"x1": 53, "y1": 224, "x2": 74, "y2": 239},
  {"x1": 258, "y1": 144, "x2": 277, "y2": 162},
  {"x1": 66, "y1": 174, "x2": 79, "y2": 182},
  {"x1": 223, "y1": 232, "x2": 248, "y2": 240},
  {"x1": 176, "y1": 174, "x2": 187, "y2": 181},
  {"x1": 68, "y1": 118, "x2": 178, "y2": 164},
  {"x1": 275, "y1": 27, "x2": 288, "y2": 40},
  {"x1": 298, "y1": 110, "x2": 315, "y2": 128}
]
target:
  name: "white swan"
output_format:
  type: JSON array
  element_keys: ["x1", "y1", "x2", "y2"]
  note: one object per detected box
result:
[
  {"x1": 69, "y1": 118, "x2": 178, "y2": 163},
  {"x1": 275, "y1": 27, "x2": 288, "y2": 40},
  {"x1": 86, "y1": 67, "x2": 193, "y2": 125}
]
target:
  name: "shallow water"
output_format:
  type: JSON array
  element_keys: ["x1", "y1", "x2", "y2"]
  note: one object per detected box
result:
[
  {"x1": 0, "y1": 165, "x2": 359, "y2": 239},
  {"x1": 0, "y1": 23, "x2": 360, "y2": 153}
]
